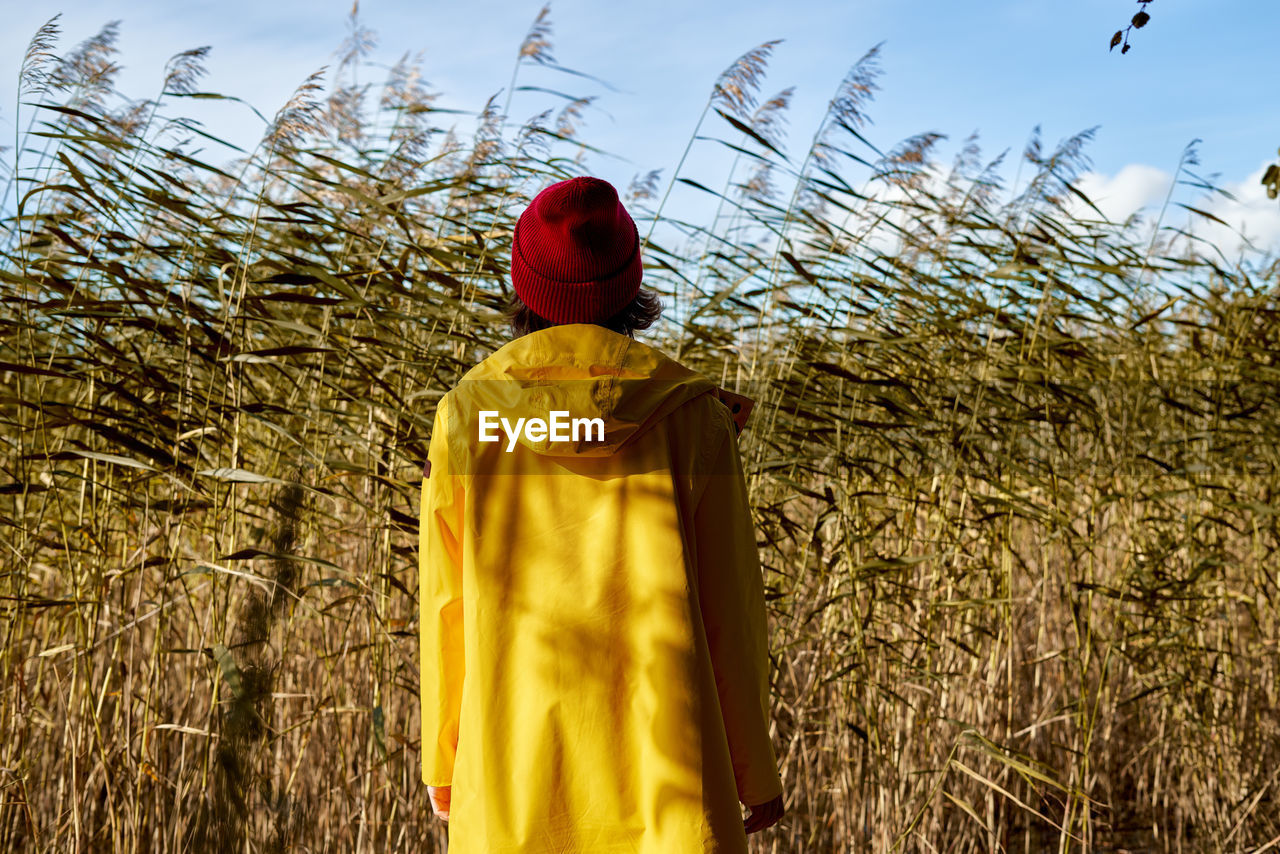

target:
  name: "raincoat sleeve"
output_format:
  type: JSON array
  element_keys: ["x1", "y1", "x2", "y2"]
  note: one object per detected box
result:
[
  {"x1": 419, "y1": 395, "x2": 465, "y2": 788},
  {"x1": 693, "y1": 405, "x2": 784, "y2": 807}
]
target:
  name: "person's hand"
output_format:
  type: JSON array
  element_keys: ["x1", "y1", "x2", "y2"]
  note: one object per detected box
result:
[
  {"x1": 428, "y1": 784, "x2": 451, "y2": 823},
  {"x1": 744, "y1": 792, "x2": 785, "y2": 834}
]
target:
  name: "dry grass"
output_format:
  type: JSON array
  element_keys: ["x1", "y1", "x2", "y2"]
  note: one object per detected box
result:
[{"x1": 2, "y1": 8, "x2": 1279, "y2": 853}]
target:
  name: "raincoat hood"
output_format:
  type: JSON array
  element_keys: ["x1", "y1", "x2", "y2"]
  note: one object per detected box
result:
[{"x1": 447, "y1": 323, "x2": 717, "y2": 457}]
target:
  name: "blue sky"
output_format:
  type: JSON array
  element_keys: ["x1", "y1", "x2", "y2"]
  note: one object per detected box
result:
[{"x1": 5, "y1": 0, "x2": 1280, "y2": 256}]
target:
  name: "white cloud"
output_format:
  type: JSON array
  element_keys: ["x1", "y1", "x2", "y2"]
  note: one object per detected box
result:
[
  {"x1": 1186, "y1": 162, "x2": 1280, "y2": 260},
  {"x1": 1075, "y1": 164, "x2": 1171, "y2": 224},
  {"x1": 1072, "y1": 161, "x2": 1280, "y2": 260}
]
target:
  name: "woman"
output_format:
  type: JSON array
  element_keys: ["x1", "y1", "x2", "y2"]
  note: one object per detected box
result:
[{"x1": 419, "y1": 175, "x2": 785, "y2": 852}]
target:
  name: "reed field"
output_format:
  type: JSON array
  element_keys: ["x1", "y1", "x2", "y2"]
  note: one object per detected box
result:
[{"x1": 2, "y1": 7, "x2": 1279, "y2": 852}]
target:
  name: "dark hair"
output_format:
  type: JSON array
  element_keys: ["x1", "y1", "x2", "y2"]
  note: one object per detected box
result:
[{"x1": 504, "y1": 287, "x2": 663, "y2": 339}]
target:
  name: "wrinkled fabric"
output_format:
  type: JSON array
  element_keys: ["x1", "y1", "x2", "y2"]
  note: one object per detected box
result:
[{"x1": 419, "y1": 323, "x2": 783, "y2": 853}]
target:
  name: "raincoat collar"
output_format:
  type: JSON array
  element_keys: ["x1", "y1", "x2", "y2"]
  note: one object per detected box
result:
[{"x1": 448, "y1": 324, "x2": 717, "y2": 457}]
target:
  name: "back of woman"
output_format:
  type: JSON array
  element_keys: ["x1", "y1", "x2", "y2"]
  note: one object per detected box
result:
[{"x1": 418, "y1": 176, "x2": 785, "y2": 853}]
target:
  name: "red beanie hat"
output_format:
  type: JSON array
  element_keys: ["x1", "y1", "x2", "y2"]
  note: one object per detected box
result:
[{"x1": 510, "y1": 176, "x2": 643, "y2": 324}]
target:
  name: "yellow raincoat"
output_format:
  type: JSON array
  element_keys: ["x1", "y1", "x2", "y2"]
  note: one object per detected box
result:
[{"x1": 419, "y1": 323, "x2": 783, "y2": 853}]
